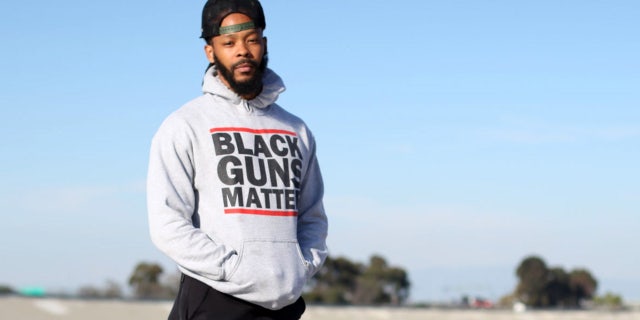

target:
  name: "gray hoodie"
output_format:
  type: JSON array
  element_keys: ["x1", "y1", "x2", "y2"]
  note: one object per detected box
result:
[{"x1": 147, "y1": 66, "x2": 328, "y2": 310}]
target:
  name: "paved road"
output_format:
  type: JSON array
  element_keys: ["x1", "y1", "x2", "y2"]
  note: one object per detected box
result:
[{"x1": 1, "y1": 297, "x2": 639, "y2": 320}]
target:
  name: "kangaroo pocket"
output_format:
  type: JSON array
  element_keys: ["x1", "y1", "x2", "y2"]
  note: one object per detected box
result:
[{"x1": 225, "y1": 239, "x2": 310, "y2": 301}]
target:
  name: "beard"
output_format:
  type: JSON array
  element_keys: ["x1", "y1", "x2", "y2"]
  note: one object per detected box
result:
[{"x1": 214, "y1": 54, "x2": 268, "y2": 98}]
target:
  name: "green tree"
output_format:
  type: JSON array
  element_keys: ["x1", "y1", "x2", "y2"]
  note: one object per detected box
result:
[
  {"x1": 569, "y1": 269, "x2": 597, "y2": 304},
  {"x1": 352, "y1": 256, "x2": 387, "y2": 304},
  {"x1": 594, "y1": 292, "x2": 624, "y2": 309},
  {"x1": 515, "y1": 255, "x2": 549, "y2": 307},
  {"x1": 384, "y1": 265, "x2": 411, "y2": 305},
  {"x1": 103, "y1": 280, "x2": 124, "y2": 299},
  {"x1": 352, "y1": 255, "x2": 410, "y2": 305},
  {"x1": 513, "y1": 256, "x2": 599, "y2": 308},
  {"x1": 78, "y1": 280, "x2": 123, "y2": 299},
  {"x1": 128, "y1": 262, "x2": 173, "y2": 299},
  {"x1": 304, "y1": 254, "x2": 411, "y2": 305},
  {"x1": 0, "y1": 285, "x2": 15, "y2": 295},
  {"x1": 77, "y1": 285, "x2": 102, "y2": 298},
  {"x1": 545, "y1": 267, "x2": 571, "y2": 307},
  {"x1": 304, "y1": 256, "x2": 362, "y2": 304}
]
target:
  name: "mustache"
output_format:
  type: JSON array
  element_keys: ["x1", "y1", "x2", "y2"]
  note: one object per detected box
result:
[{"x1": 232, "y1": 59, "x2": 259, "y2": 70}]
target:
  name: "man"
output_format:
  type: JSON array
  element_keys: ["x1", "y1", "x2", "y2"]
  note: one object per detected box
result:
[{"x1": 146, "y1": 0, "x2": 328, "y2": 319}]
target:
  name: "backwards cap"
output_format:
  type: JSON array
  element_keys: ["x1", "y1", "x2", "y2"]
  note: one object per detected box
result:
[{"x1": 200, "y1": 0, "x2": 266, "y2": 39}]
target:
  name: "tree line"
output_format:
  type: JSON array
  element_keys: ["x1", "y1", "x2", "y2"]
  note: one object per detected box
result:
[
  {"x1": 1, "y1": 253, "x2": 624, "y2": 309},
  {"x1": 303, "y1": 255, "x2": 410, "y2": 305},
  {"x1": 508, "y1": 255, "x2": 598, "y2": 308},
  {"x1": 123, "y1": 255, "x2": 411, "y2": 306},
  {"x1": 122, "y1": 254, "x2": 622, "y2": 309},
  {"x1": 500, "y1": 255, "x2": 623, "y2": 309}
]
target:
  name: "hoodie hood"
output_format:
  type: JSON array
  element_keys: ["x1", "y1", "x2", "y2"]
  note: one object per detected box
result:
[{"x1": 202, "y1": 65, "x2": 286, "y2": 109}]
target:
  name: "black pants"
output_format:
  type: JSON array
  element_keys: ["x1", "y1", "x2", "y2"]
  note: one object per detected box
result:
[{"x1": 168, "y1": 274, "x2": 306, "y2": 320}]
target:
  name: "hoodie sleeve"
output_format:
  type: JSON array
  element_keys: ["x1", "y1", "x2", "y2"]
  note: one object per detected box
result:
[
  {"x1": 296, "y1": 132, "x2": 329, "y2": 277},
  {"x1": 147, "y1": 118, "x2": 235, "y2": 280}
]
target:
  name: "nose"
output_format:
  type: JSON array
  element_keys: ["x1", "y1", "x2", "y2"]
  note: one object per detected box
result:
[{"x1": 237, "y1": 42, "x2": 250, "y2": 58}]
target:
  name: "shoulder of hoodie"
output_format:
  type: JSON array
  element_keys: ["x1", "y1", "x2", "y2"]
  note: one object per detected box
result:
[
  {"x1": 158, "y1": 95, "x2": 206, "y2": 122},
  {"x1": 150, "y1": 95, "x2": 209, "y2": 144}
]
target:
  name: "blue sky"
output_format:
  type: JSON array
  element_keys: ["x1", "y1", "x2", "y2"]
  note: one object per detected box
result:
[{"x1": 1, "y1": 1, "x2": 638, "y2": 302}]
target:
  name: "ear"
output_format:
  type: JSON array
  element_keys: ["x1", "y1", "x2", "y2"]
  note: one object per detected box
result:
[
  {"x1": 263, "y1": 36, "x2": 268, "y2": 56},
  {"x1": 204, "y1": 44, "x2": 215, "y2": 63}
]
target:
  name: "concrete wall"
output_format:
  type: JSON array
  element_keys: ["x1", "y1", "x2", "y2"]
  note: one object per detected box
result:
[{"x1": 1, "y1": 297, "x2": 639, "y2": 320}]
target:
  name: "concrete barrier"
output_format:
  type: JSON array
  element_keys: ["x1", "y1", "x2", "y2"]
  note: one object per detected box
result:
[{"x1": 2, "y1": 296, "x2": 639, "y2": 320}]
